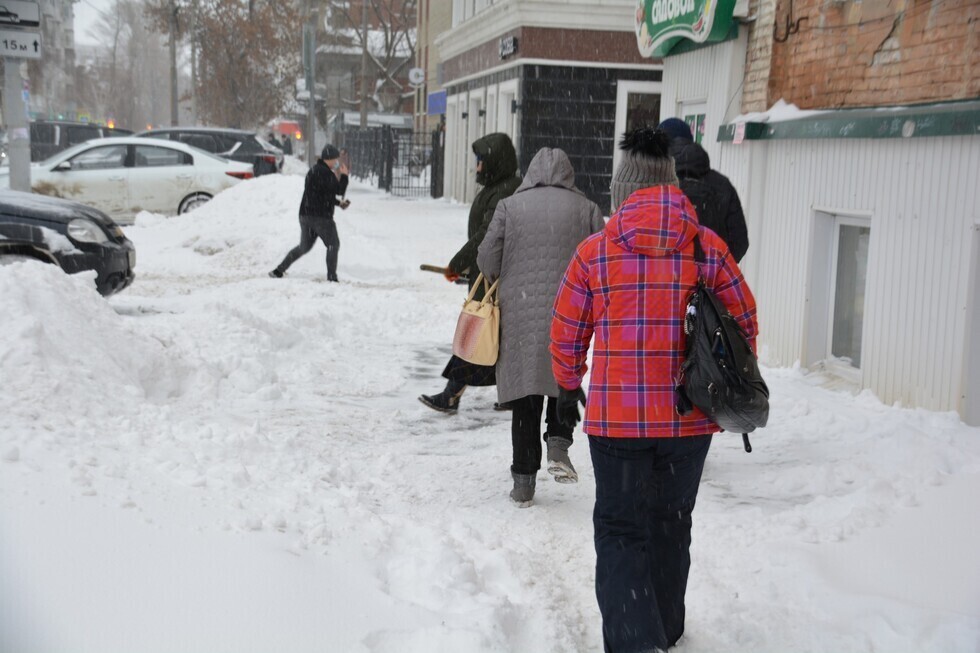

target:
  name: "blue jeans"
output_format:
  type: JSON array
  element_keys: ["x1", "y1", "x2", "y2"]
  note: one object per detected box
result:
[{"x1": 589, "y1": 434, "x2": 712, "y2": 652}]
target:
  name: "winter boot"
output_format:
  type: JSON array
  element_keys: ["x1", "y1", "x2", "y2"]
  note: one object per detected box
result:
[
  {"x1": 418, "y1": 382, "x2": 466, "y2": 413},
  {"x1": 546, "y1": 436, "x2": 578, "y2": 483},
  {"x1": 509, "y1": 471, "x2": 536, "y2": 508},
  {"x1": 268, "y1": 268, "x2": 284, "y2": 278}
]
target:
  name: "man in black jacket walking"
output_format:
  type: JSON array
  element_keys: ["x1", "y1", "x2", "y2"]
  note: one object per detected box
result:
[
  {"x1": 658, "y1": 118, "x2": 749, "y2": 262},
  {"x1": 270, "y1": 144, "x2": 350, "y2": 282}
]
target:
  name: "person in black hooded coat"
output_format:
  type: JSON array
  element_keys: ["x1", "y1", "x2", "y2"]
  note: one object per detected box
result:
[
  {"x1": 419, "y1": 132, "x2": 521, "y2": 413},
  {"x1": 657, "y1": 118, "x2": 749, "y2": 263}
]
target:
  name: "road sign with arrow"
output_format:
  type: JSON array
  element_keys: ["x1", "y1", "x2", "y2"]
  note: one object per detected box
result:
[{"x1": 0, "y1": 28, "x2": 40, "y2": 58}]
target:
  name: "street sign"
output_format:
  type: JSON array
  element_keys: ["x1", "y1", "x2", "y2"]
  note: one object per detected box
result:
[
  {"x1": 0, "y1": 29, "x2": 40, "y2": 58},
  {"x1": 0, "y1": 1, "x2": 41, "y2": 28}
]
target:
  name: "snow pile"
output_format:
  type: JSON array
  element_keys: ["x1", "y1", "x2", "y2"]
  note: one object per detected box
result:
[{"x1": 1, "y1": 175, "x2": 979, "y2": 652}]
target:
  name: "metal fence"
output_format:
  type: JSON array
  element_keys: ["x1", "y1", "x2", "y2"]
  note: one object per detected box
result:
[{"x1": 335, "y1": 126, "x2": 444, "y2": 199}]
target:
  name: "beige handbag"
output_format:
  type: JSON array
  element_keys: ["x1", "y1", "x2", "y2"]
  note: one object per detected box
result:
[{"x1": 452, "y1": 273, "x2": 500, "y2": 366}]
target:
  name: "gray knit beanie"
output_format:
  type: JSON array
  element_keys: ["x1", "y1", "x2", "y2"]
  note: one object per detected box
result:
[{"x1": 610, "y1": 127, "x2": 678, "y2": 210}]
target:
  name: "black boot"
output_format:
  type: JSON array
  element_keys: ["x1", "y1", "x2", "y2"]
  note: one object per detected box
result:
[{"x1": 419, "y1": 381, "x2": 466, "y2": 413}]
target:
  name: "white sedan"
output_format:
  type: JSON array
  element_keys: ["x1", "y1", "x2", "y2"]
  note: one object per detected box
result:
[{"x1": 0, "y1": 137, "x2": 255, "y2": 224}]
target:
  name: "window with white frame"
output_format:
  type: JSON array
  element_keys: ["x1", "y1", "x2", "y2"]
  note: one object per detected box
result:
[{"x1": 452, "y1": 0, "x2": 494, "y2": 26}]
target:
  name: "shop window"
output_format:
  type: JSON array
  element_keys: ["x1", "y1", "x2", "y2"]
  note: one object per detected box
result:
[{"x1": 684, "y1": 113, "x2": 707, "y2": 144}]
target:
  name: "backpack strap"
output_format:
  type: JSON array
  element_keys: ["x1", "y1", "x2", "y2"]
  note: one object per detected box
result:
[
  {"x1": 692, "y1": 233, "x2": 706, "y2": 263},
  {"x1": 692, "y1": 233, "x2": 706, "y2": 287}
]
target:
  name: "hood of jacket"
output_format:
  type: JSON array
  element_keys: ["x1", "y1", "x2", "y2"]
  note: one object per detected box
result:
[
  {"x1": 473, "y1": 133, "x2": 519, "y2": 187},
  {"x1": 670, "y1": 138, "x2": 711, "y2": 179},
  {"x1": 514, "y1": 147, "x2": 580, "y2": 195},
  {"x1": 604, "y1": 185, "x2": 698, "y2": 257}
]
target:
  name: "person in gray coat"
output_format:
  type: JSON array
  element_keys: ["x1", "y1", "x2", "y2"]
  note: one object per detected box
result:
[{"x1": 477, "y1": 147, "x2": 605, "y2": 507}]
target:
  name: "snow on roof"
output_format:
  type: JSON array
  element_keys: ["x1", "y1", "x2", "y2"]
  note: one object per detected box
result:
[{"x1": 732, "y1": 99, "x2": 829, "y2": 124}]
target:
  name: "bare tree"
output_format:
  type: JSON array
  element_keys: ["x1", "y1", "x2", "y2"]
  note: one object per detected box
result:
[
  {"x1": 148, "y1": 0, "x2": 301, "y2": 128},
  {"x1": 324, "y1": 0, "x2": 417, "y2": 112},
  {"x1": 74, "y1": 0, "x2": 173, "y2": 130}
]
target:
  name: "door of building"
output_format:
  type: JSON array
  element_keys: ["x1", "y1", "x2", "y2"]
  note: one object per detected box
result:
[
  {"x1": 827, "y1": 216, "x2": 872, "y2": 373},
  {"x1": 680, "y1": 101, "x2": 708, "y2": 144},
  {"x1": 613, "y1": 81, "x2": 662, "y2": 207}
]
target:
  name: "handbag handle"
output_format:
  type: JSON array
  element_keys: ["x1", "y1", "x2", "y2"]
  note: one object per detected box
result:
[{"x1": 464, "y1": 273, "x2": 501, "y2": 305}]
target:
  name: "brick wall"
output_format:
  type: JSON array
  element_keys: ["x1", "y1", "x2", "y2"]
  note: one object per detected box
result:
[
  {"x1": 443, "y1": 27, "x2": 648, "y2": 82},
  {"x1": 742, "y1": 0, "x2": 777, "y2": 113},
  {"x1": 767, "y1": 0, "x2": 979, "y2": 109}
]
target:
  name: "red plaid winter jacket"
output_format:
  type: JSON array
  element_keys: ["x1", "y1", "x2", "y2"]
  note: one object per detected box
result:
[{"x1": 550, "y1": 185, "x2": 758, "y2": 438}]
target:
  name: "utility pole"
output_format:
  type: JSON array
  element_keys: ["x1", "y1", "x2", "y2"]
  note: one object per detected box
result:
[
  {"x1": 3, "y1": 60, "x2": 30, "y2": 192},
  {"x1": 190, "y1": 0, "x2": 198, "y2": 121},
  {"x1": 169, "y1": 0, "x2": 178, "y2": 126},
  {"x1": 359, "y1": 0, "x2": 370, "y2": 128}
]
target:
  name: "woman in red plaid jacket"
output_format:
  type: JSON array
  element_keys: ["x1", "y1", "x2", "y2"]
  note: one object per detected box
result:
[{"x1": 550, "y1": 127, "x2": 758, "y2": 653}]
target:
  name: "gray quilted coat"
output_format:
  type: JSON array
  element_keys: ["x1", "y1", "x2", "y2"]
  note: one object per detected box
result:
[{"x1": 477, "y1": 148, "x2": 605, "y2": 405}]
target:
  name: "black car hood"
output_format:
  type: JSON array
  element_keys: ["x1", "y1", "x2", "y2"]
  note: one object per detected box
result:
[{"x1": 0, "y1": 190, "x2": 117, "y2": 228}]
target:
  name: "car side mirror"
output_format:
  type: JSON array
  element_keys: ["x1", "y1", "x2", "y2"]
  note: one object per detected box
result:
[{"x1": 53, "y1": 161, "x2": 72, "y2": 172}]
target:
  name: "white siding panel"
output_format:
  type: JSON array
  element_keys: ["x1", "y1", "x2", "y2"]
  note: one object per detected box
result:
[
  {"x1": 660, "y1": 35, "x2": 747, "y2": 167},
  {"x1": 723, "y1": 135, "x2": 980, "y2": 414}
]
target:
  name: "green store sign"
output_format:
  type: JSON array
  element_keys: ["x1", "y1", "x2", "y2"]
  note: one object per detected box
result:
[{"x1": 635, "y1": 0, "x2": 737, "y2": 57}]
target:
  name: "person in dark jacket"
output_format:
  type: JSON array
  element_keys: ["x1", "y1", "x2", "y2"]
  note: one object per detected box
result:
[
  {"x1": 269, "y1": 144, "x2": 350, "y2": 282},
  {"x1": 419, "y1": 132, "x2": 521, "y2": 413},
  {"x1": 657, "y1": 117, "x2": 749, "y2": 262}
]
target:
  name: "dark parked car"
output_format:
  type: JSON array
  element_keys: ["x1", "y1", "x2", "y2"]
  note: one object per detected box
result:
[
  {"x1": 25, "y1": 120, "x2": 133, "y2": 162},
  {"x1": 0, "y1": 190, "x2": 135, "y2": 296},
  {"x1": 137, "y1": 127, "x2": 283, "y2": 176}
]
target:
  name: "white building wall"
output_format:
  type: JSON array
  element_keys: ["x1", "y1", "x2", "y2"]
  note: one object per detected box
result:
[
  {"x1": 718, "y1": 136, "x2": 980, "y2": 416},
  {"x1": 659, "y1": 33, "x2": 748, "y2": 167}
]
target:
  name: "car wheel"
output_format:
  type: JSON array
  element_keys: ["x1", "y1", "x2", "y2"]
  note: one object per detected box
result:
[{"x1": 178, "y1": 192, "x2": 213, "y2": 215}]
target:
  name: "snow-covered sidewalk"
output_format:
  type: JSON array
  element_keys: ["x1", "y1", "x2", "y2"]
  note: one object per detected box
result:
[{"x1": 1, "y1": 174, "x2": 978, "y2": 653}]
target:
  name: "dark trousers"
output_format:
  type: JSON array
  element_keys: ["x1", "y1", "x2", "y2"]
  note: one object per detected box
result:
[
  {"x1": 510, "y1": 395, "x2": 573, "y2": 475},
  {"x1": 276, "y1": 216, "x2": 339, "y2": 279},
  {"x1": 589, "y1": 434, "x2": 712, "y2": 653}
]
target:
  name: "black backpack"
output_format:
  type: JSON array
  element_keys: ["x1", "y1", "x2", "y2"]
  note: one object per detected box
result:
[{"x1": 675, "y1": 236, "x2": 769, "y2": 452}]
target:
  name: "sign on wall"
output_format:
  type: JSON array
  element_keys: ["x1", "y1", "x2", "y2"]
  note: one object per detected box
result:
[
  {"x1": 427, "y1": 90, "x2": 447, "y2": 116},
  {"x1": 635, "y1": 0, "x2": 736, "y2": 58}
]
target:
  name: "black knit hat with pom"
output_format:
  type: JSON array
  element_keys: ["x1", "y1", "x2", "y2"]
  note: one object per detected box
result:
[{"x1": 611, "y1": 127, "x2": 678, "y2": 209}]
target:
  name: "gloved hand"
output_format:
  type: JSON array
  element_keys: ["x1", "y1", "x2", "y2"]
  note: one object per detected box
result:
[
  {"x1": 557, "y1": 386, "x2": 587, "y2": 428},
  {"x1": 444, "y1": 266, "x2": 460, "y2": 282}
]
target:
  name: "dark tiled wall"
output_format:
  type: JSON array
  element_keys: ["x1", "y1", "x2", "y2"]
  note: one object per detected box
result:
[{"x1": 518, "y1": 65, "x2": 662, "y2": 212}]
